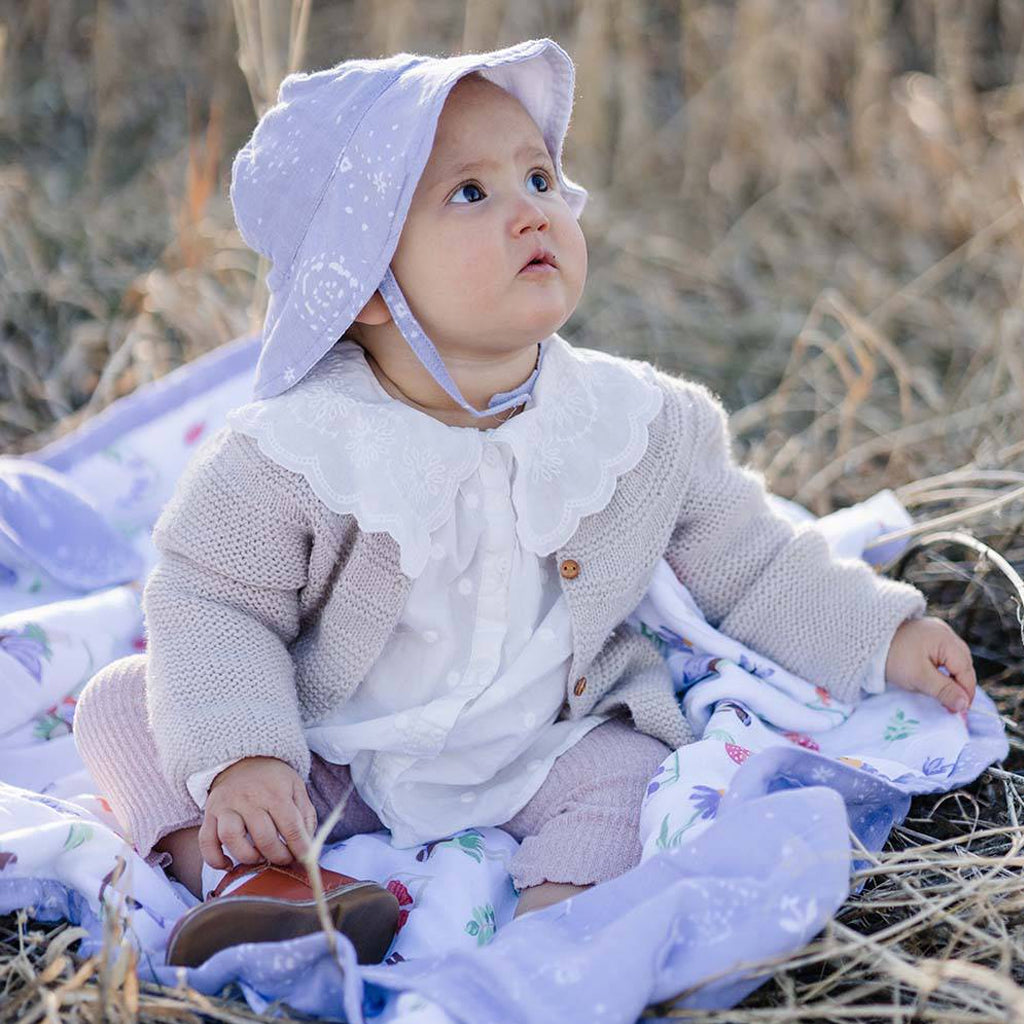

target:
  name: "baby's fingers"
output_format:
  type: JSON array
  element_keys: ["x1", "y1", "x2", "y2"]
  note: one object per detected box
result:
[
  {"x1": 292, "y1": 779, "x2": 318, "y2": 841},
  {"x1": 198, "y1": 812, "x2": 230, "y2": 870},
  {"x1": 936, "y1": 635, "x2": 977, "y2": 708},
  {"x1": 217, "y1": 809, "x2": 262, "y2": 865},
  {"x1": 273, "y1": 797, "x2": 314, "y2": 863},
  {"x1": 923, "y1": 660, "x2": 971, "y2": 713},
  {"x1": 199, "y1": 809, "x2": 260, "y2": 868},
  {"x1": 245, "y1": 808, "x2": 294, "y2": 866}
]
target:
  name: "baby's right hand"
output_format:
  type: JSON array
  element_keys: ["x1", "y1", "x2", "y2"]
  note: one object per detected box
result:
[{"x1": 199, "y1": 756, "x2": 318, "y2": 870}]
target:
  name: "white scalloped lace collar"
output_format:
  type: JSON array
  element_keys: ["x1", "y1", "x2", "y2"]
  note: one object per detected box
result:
[{"x1": 226, "y1": 334, "x2": 664, "y2": 579}]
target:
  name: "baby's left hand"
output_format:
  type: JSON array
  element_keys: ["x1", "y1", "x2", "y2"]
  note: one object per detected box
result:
[{"x1": 884, "y1": 616, "x2": 977, "y2": 713}]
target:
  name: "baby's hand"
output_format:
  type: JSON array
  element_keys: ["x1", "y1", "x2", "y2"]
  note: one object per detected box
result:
[
  {"x1": 199, "y1": 756, "x2": 318, "y2": 870},
  {"x1": 884, "y1": 617, "x2": 977, "y2": 713}
]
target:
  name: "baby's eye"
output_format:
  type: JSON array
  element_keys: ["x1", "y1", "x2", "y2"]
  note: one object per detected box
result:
[
  {"x1": 450, "y1": 181, "x2": 486, "y2": 204},
  {"x1": 528, "y1": 169, "x2": 554, "y2": 193},
  {"x1": 447, "y1": 169, "x2": 556, "y2": 205}
]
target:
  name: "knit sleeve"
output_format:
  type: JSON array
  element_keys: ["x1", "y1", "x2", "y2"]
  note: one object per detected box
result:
[
  {"x1": 663, "y1": 382, "x2": 926, "y2": 705},
  {"x1": 142, "y1": 426, "x2": 314, "y2": 805}
]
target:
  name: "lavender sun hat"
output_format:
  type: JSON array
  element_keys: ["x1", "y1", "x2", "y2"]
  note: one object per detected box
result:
[{"x1": 229, "y1": 38, "x2": 588, "y2": 418}]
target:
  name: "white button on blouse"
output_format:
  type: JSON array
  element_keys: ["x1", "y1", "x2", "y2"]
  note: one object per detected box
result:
[{"x1": 191, "y1": 332, "x2": 667, "y2": 848}]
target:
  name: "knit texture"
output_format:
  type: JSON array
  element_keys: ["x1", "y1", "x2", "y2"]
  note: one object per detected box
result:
[
  {"x1": 660, "y1": 380, "x2": 927, "y2": 700},
  {"x1": 136, "y1": 357, "x2": 926, "y2": 807},
  {"x1": 74, "y1": 654, "x2": 670, "y2": 887},
  {"x1": 500, "y1": 713, "x2": 673, "y2": 889},
  {"x1": 72, "y1": 653, "x2": 203, "y2": 857}
]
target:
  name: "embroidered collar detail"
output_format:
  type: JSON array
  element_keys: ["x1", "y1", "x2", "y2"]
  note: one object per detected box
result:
[{"x1": 226, "y1": 334, "x2": 664, "y2": 578}]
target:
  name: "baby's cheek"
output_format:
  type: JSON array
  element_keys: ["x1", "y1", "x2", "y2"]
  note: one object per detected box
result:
[{"x1": 566, "y1": 222, "x2": 589, "y2": 294}]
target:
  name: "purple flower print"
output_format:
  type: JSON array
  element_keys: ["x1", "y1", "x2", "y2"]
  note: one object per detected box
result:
[
  {"x1": 28, "y1": 791, "x2": 90, "y2": 820},
  {"x1": 737, "y1": 653, "x2": 775, "y2": 680},
  {"x1": 655, "y1": 785, "x2": 726, "y2": 849},
  {"x1": 33, "y1": 695, "x2": 78, "y2": 741},
  {"x1": 637, "y1": 621, "x2": 693, "y2": 661},
  {"x1": 645, "y1": 752, "x2": 682, "y2": 798},
  {"x1": 679, "y1": 653, "x2": 723, "y2": 688},
  {"x1": 719, "y1": 700, "x2": 752, "y2": 726},
  {"x1": 119, "y1": 473, "x2": 151, "y2": 509},
  {"x1": 105, "y1": 447, "x2": 159, "y2": 511},
  {"x1": 0, "y1": 562, "x2": 17, "y2": 586},
  {"x1": 689, "y1": 785, "x2": 723, "y2": 820},
  {"x1": 0, "y1": 623, "x2": 50, "y2": 683},
  {"x1": 654, "y1": 625, "x2": 694, "y2": 654},
  {"x1": 922, "y1": 756, "x2": 953, "y2": 777}
]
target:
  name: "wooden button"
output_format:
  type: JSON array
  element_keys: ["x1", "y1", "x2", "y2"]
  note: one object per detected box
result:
[
  {"x1": 559, "y1": 558, "x2": 580, "y2": 580},
  {"x1": 573, "y1": 676, "x2": 587, "y2": 696}
]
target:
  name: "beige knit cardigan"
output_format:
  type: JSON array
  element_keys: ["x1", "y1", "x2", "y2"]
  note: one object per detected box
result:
[{"x1": 141, "y1": 361, "x2": 927, "y2": 806}]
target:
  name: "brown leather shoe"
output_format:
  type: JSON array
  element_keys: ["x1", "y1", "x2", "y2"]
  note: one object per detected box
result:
[{"x1": 165, "y1": 859, "x2": 401, "y2": 968}]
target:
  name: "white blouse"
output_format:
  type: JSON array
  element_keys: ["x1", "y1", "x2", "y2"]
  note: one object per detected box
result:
[{"x1": 186, "y1": 333, "x2": 668, "y2": 847}]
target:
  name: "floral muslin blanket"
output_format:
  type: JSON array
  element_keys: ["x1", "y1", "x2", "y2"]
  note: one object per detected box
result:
[{"x1": 0, "y1": 334, "x2": 1009, "y2": 1024}]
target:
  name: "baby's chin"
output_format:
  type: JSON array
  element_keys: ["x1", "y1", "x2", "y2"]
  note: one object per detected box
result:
[
  {"x1": 427, "y1": 284, "x2": 582, "y2": 344},
  {"x1": 484, "y1": 310, "x2": 572, "y2": 345},
  {"x1": 507, "y1": 282, "x2": 583, "y2": 330}
]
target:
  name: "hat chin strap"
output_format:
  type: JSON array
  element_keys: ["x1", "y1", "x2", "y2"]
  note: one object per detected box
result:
[{"x1": 377, "y1": 267, "x2": 542, "y2": 419}]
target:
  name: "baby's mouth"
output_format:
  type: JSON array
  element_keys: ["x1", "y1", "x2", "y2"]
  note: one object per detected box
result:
[
  {"x1": 519, "y1": 254, "x2": 558, "y2": 274},
  {"x1": 520, "y1": 248, "x2": 557, "y2": 272}
]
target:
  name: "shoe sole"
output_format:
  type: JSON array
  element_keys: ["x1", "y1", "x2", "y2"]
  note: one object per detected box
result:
[{"x1": 165, "y1": 880, "x2": 401, "y2": 968}]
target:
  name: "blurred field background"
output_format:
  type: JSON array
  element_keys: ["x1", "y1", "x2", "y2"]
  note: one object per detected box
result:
[{"x1": 3, "y1": 0, "x2": 1024, "y2": 1021}]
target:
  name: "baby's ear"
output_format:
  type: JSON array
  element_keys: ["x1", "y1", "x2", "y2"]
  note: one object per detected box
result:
[{"x1": 353, "y1": 290, "x2": 392, "y2": 326}]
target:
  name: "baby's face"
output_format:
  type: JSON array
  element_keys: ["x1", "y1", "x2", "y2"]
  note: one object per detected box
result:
[{"x1": 388, "y1": 74, "x2": 587, "y2": 359}]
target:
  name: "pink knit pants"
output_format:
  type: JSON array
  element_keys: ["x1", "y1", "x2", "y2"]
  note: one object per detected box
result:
[{"x1": 72, "y1": 654, "x2": 672, "y2": 890}]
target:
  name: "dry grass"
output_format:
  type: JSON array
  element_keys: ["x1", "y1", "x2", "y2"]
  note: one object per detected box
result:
[{"x1": 2, "y1": 0, "x2": 1024, "y2": 1020}]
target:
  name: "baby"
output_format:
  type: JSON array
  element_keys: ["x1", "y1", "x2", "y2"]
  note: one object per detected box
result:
[{"x1": 73, "y1": 39, "x2": 976, "y2": 965}]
